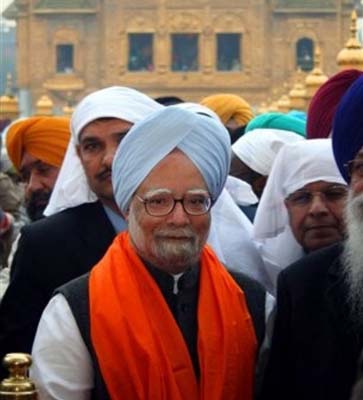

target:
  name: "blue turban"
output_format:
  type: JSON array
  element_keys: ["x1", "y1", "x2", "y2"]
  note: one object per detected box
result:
[
  {"x1": 245, "y1": 112, "x2": 306, "y2": 137},
  {"x1": 332, "y1": 75, "x2": 363, "y2": 182},
  {"x1": 112, "y1": 107, "x2": 231, "y2": 213}
]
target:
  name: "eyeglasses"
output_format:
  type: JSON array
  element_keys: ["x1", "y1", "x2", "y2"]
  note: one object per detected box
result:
[
  {"x1": 285, "y1": 185, "x2": 348, "y2": 207},
  {"x1": 344, "y1": 159, "x2": 363, "y2": 178},
  {"x1": 135, "y1": 190, "x2": 213, "y2": 217}
]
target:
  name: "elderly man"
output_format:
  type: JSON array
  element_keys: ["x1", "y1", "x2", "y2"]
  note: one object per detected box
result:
[
  {"x1": 5, "y1": 116, "x2": 70, "y2": 221},
  {"x1": 253, "y1": 139, "x2": 347, "y2": 294},
  {"x1": 0, "y1": 87, "x2": 162, "y2": 378},
  {"x1": 259, "y1": 75, "x2": 363, "y2": 400},
  {"x1": 31, "y1": 107, "x2": 266, "y2": 400}
]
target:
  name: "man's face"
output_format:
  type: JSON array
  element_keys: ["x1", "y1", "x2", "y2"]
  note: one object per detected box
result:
[
  {"x1": 348, "y1": 148, "x2": 363, "y2": 198},
  {"x1": 19, "y1": 152, "x2": 60, "y2": 221},
  {"x1": 229, "y1": 153, "x2": 266, "y2": 199},
  {"x1": 126, "y1": 150, "x2": 211, "y2": 274},
  {"x1": 285, "y1": 180, "x2": 347, "y2": 252},
  {"x1": 342, "y1": 148, "x2": 363, "y2": 323},
  {"x1": 77, "y1": 118, "x2": 132, "y2": 212}
]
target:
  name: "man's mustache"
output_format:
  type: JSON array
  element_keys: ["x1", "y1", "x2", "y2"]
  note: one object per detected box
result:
[{"x1": 96, "y1": 168, "x2": 112, "y2": 181}]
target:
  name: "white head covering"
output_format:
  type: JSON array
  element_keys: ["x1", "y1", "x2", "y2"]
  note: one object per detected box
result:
[
  {"x1": 232, "y1": 128, "x2": 304, "y2": 176},
  {"x1": 253, "y1": 139, "x2": 346, "y2": 294},
  {"x1": 112, "y1": 106, "x2": 231, "y2": 213},
  {"x1": 224, "y1": 176, "x2": 258, "y2": 206},
  {"x1": 44, "y1": 87, "x2": 163, "y2": 216}
]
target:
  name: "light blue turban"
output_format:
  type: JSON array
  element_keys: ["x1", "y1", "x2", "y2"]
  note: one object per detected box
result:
[{"x1": 112, "y1": 106, "x2": 231, "y2": 214}]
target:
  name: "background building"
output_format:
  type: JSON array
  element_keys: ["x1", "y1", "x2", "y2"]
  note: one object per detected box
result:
[{"x1": 2, "y1": 0, "x2": 359, "y2": 113}]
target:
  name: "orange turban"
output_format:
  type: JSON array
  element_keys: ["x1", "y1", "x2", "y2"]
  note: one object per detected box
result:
[
  {"x1": 200, "y1": 93, "x2": 254, "y2": 126},
  {"x1": 6, "y1": 116, "x2": 70, "y2": 171}
]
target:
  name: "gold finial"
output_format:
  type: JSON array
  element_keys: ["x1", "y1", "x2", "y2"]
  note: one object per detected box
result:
[
  {"x1": 289, "y1": 68, "x2": 307, "y2": 111},
  {"x1": 337, "y1": 9, "x2": 363, "y2": 70},
  {"x1": 305, "y1": 46, "x2": 329, "y2": 100},
  {"x1": 35, "y1": 94, "x2": 54, "y2": 116},
  {"x1": 256, "y1": 101, "x2": 268, "y2": 115},
  {"x1": 267, "y1": 101, "x2": 279, "y2": 113},
  {"x1": 0, "y1": 353, "x2": 38, "y2": 399},
  {"x1": 0, "y1": 74, "x2": 19, "y2": 121},
  {"x1": 277, "y1": 94, "x2": 291, "y2": 113},
  {"x1": 62, "y1": 104, "x2": 74, "y2": 117}
]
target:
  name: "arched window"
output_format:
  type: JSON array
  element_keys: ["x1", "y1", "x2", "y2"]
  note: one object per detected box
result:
[
  {"x1": 56, "y1": 44, "x2": 74, "y2": 73},
  {"x1": 296, "y1": 38, "x2": 314, "y2": 71}
]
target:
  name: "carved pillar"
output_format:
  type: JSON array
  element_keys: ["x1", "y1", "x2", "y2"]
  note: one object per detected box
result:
[{"x1": 156, "y1": 0, "x2": 168, "y2": 74}]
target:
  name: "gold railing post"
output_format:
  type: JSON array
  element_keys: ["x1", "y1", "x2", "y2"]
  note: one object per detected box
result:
[{"x1": 0, "y1": 353, "x2": 38, "y2": 399}]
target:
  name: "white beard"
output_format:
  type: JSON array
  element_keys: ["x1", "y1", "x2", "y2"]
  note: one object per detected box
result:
[{"x1": 342, "y1": 191, "x2": 363, "y2": 324}]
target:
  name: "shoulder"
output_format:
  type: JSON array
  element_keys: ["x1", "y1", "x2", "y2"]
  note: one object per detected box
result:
[
  {"x1": 280, "y1": 242, "x2": 343, "y2": 283},
  {"x1": 21, "y1": 202, "x2": 105, "y2": 240},
  {"x1": 228, "y1": 269, "x2": 267, "y2": 346},
  {"x1": 276, "y1": 242, "x2": 343, "y2": 302}
]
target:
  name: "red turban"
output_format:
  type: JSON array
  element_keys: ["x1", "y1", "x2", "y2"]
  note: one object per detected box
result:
[
  {"x1": 6, "y1": 116, "x2": 70, "y2": 171},
  {"x1": 307, "y1": 69, "x2": 363, "y2": 139}
]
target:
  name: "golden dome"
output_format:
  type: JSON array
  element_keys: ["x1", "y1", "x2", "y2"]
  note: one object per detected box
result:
[
  {"x1": 289, "y1": 69, "x2": 307, "y2": 110},
  {"x1": 256, "y1": 101, "x2": 268, "y2": 115},
  {"x1": 62, "y1": 104, "x2": 74, "y2": 117},
  {"x1": 267, "y1": 101, "x2": 279, "y2": 113},
  {"x1": 277, "y1": 94, "x2": 291, "y2": 113},
  {"x1": 35, "y1": 94, "x2": 54, "y2": 115},
  {"x1": 0, "y1": 74, "x2": 19, "y2": 120},
  {"x1": 337, "y1": 10, "x2": 363, "y2": 71},
  {"x1": 305, "y1": 46, "x2": 328, "y2": 88}
]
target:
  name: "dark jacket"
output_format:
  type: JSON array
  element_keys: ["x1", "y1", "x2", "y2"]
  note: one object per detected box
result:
[
  {"x1": 259, "y1": 243, "x2": 363, "y2": 400},
  {"x1": 0, "y1": 202, "x2": 116, "y2": 378},
  {"x1": 59, "y1": 268, "x2": 266, "y2": 400}
]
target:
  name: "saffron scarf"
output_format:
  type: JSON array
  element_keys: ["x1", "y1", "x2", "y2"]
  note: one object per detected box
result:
[{"x1": 90, "y1": 231, "x2": 257, "y2": 399}]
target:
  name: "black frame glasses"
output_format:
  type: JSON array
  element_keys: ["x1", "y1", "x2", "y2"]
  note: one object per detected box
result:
[
  {"x1": 285, "y1": 184, "x2": 348, "y2": 207},
  {"x1": 135, "y1": 190, "x2": 213, "y2": 217}
]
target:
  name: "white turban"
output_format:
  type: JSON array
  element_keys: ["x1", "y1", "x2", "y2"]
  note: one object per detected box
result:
[
  {"x1": 112, "y1": 106, "x2": 231, "y2": 214},
  {"x1": 44, "y1": 87, "x2": 163, "y2": 216},
  {"x1": 232, "y1": 128, "x2": 304, "y2": 176},
  {"x1": 253, "y1": 139, "x2": 346, "y2": 294}
]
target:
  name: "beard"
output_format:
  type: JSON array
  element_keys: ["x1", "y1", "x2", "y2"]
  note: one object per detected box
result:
[
  {"x1": 152, "y1": 226, "x2": 202, "y2": 269},
  {"x1": 25, "y1": 190, "x2": 51, "y2": 221},
  {"x1": 342, "y1": 191, "x2": 363, "y2": 325}
]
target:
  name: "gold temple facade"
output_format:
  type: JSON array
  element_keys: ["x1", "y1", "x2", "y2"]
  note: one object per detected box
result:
[{"x1": 3, "y1": 0, "x2": 357, "y2": 112}]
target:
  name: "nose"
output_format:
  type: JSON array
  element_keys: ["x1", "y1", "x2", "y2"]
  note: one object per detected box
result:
[
  {"x1": 308, "y1": 193, "x2": 329, "y2": 216},
  {"x1": 102, "y1": 145, "x2": 117, "y2": 168},
  {"x1": 25, "y1": 172, "x2": 44, "y2": 198},
  {"x1": 166, "y1": 201, "x2": 190, "y2": 225}
]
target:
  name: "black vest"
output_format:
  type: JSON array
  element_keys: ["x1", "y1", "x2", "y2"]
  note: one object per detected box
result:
[{"x1": 58, "y1": 268, "x2": 266, "y2": 400}]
